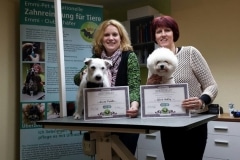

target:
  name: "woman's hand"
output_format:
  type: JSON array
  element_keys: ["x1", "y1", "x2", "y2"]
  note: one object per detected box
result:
[
  {"x1": 126, "y1": 101, "x2": 139, "y2": 118},
  {"x1": 182, "y1": 97, "x2": 203, "y2": 110}
]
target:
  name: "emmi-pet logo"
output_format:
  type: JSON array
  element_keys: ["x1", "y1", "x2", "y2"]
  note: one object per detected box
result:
[{"x1": 80, "y1": 21, "x2": 98, "y2": 43}]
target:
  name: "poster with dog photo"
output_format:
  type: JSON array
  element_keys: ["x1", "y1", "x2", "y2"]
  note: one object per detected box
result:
[{"x1": 20, "y1": 0, "x2": 103, "y2": 159}]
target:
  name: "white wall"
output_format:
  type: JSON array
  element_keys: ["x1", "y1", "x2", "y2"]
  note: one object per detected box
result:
[
  {"x1": 0, "y1": 1, "x2": 19, "y2": 160},
  {"x1": 171, "y1": 0, "x2": 240, "y2": 111}
]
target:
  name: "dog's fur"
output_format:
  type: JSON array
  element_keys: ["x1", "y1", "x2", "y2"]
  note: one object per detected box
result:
[
  {"x1": 146, "y1": 47, "x2": 178, "y2": 84},
  {"x1": 73, "y1": 58, "x2": 112, "y2": 119}
]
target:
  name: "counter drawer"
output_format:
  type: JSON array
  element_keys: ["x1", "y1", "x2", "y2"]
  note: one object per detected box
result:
[
  {"x1": 208, "y1": 121, "x2": 240, "y2": 136},
  {"x1": 137, "y1": 148, "x2": 164, "y2": 160},
  {"x1": 137, "y1": 131, "x2": 161, "y2": 149},
  {"x1": 204, "y1": 134, "x2": 240, "y2": 160}
]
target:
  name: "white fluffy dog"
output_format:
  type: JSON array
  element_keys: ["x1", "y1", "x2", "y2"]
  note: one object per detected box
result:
[
  {"x1": 147, "y1": 47, "x2": 178, "y2": 84},
  {"x1": 73, "y1": 58, "x2": 112, "y2": 119}
]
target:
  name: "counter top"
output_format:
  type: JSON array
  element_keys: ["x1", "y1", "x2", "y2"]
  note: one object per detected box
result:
[
  {"x1": 37, "y1": 114, "x2": 217, "y2": 133},
  {"x1": 216, "y1": 113, "x2": 240, "y2": 122}
]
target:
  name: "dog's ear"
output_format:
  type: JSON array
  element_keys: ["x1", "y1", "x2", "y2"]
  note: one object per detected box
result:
[
  {"x1": 84, "y1": 58, "x2": 92, "y2": 65},
  {"x1": 104, "y1": 60, "x2": 112, "y2": 68}
]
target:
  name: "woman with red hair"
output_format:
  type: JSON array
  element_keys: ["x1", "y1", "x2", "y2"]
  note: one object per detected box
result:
[{"x1": 148, "y1": 15, "x2": 218, "y2": 160}]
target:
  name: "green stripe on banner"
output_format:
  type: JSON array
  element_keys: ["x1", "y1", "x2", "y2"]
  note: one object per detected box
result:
[{"x1": 20, "y1": 0, "x2": 103, "y2": 29}]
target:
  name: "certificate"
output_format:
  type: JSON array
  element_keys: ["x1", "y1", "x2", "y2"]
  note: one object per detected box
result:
[
  {"x1": 84, "y1": 86, "x2": 130, "y2": 120},
  {"x1": 141, "y1": 83, "x2": 189, "y2": 118}
]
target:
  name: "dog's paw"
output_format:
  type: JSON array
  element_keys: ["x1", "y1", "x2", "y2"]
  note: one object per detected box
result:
[{"x1": 73, "y1": 112, "x2": 82, "y2": 120}]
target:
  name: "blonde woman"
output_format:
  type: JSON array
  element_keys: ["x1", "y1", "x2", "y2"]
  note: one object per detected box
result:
[{"x1": 74, "y1": 19, "x2": 141, "y2": 155}]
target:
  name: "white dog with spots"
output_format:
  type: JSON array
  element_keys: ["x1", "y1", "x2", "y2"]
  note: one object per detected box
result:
[{"x1": 73, "y1": 58, "x2": 112, "y2": 119}]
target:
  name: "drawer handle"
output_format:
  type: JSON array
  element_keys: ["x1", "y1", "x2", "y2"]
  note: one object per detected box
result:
[
  {"x1": 146, "y1": 134, "x2": 157, "y2": 138},
  {"x1": 214, "y1": 127, "x2": 228, "y2": 131},
  {"x1": 146, "y1": 154, "x2": 157, "y2": 159},
  {"x1": 214, "y1": 140, "x2": 229, "y2": 145}
]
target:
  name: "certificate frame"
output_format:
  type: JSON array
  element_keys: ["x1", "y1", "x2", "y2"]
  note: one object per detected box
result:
[
  {"x1": 140, "y1": 83, "x2": 189, "y2": 118},
  {"x1": 84, "y1": 86, "x2": 130, "y2": 120}
]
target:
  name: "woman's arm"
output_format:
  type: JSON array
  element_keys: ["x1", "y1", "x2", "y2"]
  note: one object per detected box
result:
[
  {"x1": 190, "y1": 46, "x2": 218, "y2": 104},
  {"x1": 74, "y1": 66, "x2": 87, "y2": 86},
  {"x1": 127, "y1": 52, "x2": 141, "y2": 106}
]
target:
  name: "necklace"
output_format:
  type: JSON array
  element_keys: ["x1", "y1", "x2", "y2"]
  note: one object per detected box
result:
[
  {"x1": 169, "y1": 46, "x2": 177, "y2": 54},
  {"x1": 175, "y1": 47, "x2": 178, "y2": 54}
]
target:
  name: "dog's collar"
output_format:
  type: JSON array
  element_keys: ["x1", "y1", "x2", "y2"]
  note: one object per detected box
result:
[{"x1": 87, "y1": 82, "x2": 104, "y2": 88}]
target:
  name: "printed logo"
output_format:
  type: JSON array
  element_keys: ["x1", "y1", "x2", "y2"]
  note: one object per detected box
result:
[{"x1": 80, "y1": 22, "x2": 98, "y2": 42}]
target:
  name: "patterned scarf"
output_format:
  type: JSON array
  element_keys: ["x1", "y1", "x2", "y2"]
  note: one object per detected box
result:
[{"x1": 101, "y1": 49, "x2": 122, "y2": 86}]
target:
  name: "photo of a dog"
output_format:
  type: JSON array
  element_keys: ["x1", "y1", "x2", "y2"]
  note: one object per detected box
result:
[
  {"x1": 22, "y1": 67, "x2": 41, "y2": 96},
  {"x1": 22, "y1": 63, "x2": 45, "y2": 97},
  {"x1": 73, "y1": 58, "x2": 112, "y2": 119},
  {"x1": 22, "y1": 42, "x2": 45, "y2": 62},
  {"x1": 146, "y1": 47, "x2": 178, "y2": 84},
  {"x1": 47, "y1": 102, "x2": 60, "y2": 119},
  {"x1": 47, "y1": 102, "x2": 76, "y2": 119},
  {"x1": 22, "y1": 103, "x2": 45, "y2": 125}
]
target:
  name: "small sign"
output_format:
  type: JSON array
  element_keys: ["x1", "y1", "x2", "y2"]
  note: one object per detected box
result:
[
  {"x1": 141, "y1": 83, "x2": 189, "y2": 118},
  {"x1": 84, "y1": 86, "x2": 130, "y2": 120}
]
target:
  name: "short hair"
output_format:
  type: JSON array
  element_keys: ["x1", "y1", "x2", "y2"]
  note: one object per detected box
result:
[
  {"x1": 92, "y1": 19, "x2": 133, "y2": 56},
  {"x1": 151, "y1": 16, "x2": 180, "y2": 42}
]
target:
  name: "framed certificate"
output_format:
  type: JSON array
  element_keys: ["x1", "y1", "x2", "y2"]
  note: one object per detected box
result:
[
  {"x1": 141, "y1": 83, "x2": 189, "y2": 118},
  {"x1": 84, "y1": 86, "x2": 130, "y2": 120}
]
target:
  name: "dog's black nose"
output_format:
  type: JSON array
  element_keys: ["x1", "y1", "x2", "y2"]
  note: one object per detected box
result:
[
  {"x1": 95, "y1": 76, "x2": 102, "y2": 81},
  {"x1": 160, "y1": 65, "x2": 165, "y2": 69}
]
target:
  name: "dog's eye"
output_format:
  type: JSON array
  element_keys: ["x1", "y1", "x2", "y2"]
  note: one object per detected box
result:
[
  {"x1": 101, "y1": 67, "x2": 105, "y2": 70},
  {"x1": 90, "y1": 66, "x2": 96, "y2": 70}
]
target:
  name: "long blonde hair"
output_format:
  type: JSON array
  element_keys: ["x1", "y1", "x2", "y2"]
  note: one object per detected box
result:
[{"x1": 92, "y1": 19, "x2": 133, "y2": 56}]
